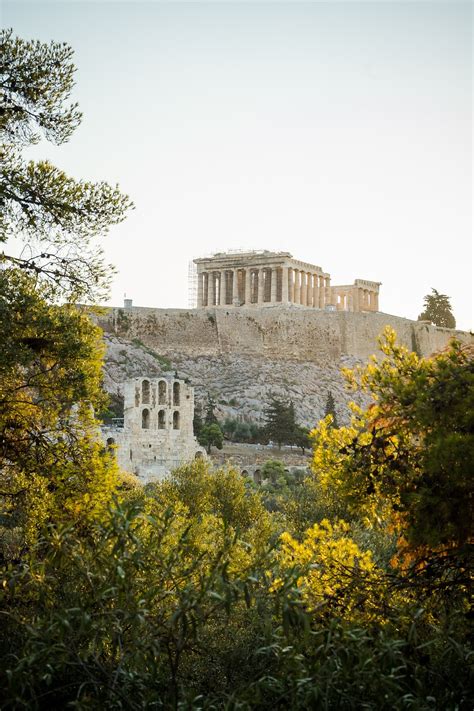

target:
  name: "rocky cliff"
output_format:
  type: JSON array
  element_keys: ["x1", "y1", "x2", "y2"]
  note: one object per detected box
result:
[{"x1": 99, "y1": 305, "x2": 473, "y2": 427}]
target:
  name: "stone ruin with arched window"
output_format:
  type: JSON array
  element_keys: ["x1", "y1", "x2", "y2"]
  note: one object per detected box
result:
[{"x1": 102, "y1": 376, "x2": 205, "y2": 482}]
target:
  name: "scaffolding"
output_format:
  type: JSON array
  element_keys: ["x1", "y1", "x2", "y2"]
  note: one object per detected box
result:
[
  {"x1": 188, "y1": 247, "x2": 255, "y2": 308},
  {"x1": 187, "y1": 260, "x2": 197, "y2": 308}
]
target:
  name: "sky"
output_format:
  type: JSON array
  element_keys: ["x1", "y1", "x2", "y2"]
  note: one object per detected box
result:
[{"x1": 3, "y1": 0, "x2": 473, "y2": 329}]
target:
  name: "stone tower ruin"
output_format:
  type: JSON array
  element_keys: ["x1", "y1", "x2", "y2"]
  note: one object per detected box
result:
[{"x1": 102, "y1": 376, "x2": 205, "y2": 482}]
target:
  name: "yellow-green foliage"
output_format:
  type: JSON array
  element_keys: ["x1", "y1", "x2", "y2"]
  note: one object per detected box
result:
[
  {"x1": 0, "y1": 269, "x2": 119, "y2": 552},
  {"x1": 276, "y1": 519, "x2": 389, "y2": 624},
  {"x1": 311, "y1": 327, "x2": 474, "y2": 575},
  {"x1": 145, "y1": 460, "x2": 278, "y2": 579}
]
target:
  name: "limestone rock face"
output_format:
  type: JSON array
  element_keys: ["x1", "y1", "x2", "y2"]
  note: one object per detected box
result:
[
  {"x1": 100, "y1": 307, "x2": 473, "y2": 428},
  {"x1": 104, "y1": 335, "x2": 368, "y2": 428}
]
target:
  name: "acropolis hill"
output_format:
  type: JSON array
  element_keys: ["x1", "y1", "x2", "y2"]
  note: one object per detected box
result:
[{"x1": 98, "y1": 250, "x2": 473, "y2": 427}]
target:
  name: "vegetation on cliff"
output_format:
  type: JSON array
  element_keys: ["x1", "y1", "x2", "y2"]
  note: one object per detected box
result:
[{"x1": 418, "y1": 288, "x2": 456, "y2": 329}]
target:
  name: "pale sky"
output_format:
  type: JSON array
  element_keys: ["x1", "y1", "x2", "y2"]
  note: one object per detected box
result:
[{"x1": 3, "y1": 0, "x2": 473, "y2": 329}]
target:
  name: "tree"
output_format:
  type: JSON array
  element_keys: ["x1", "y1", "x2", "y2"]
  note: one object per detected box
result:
[
  {"x1": 314, "y1": 328, "x2": 473, "y2": 594},
  {"x1": 294, "y1": 425, "x2": 312, "y2": 454},
  {"x1": 0, "y1": 29, "x2": 132, "y2": 300},
  {"x1": 204, "y1": 394, "x2": 218, "y2": 426},
  {"x1": 0, "y1": 269, "x2": 119, "y2": 555},
  {"x1": 198, "y1": 423, "x2": 224, "y2": 454},
  {"x1": 0, "y1": 30, "x2": 131, "y2": 551},
  {"x1": 261, "y1": 460, "x2": 287, "y2": 485},
  {"x1": 263, "y1": 396, "x2": 297, "y2": 449},
  {"x1": 418, "y1": 288, "x2": 456, "y2": 329},
  {"x1": 324, "y1": 391, "x2": 339, "y2": 428},
  {"x1": 193, "y1": 401, "x2": 204, "y2": 438}
]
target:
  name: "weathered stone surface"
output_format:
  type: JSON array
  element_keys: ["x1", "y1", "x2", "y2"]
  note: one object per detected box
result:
[
  {"x1": 100, "y1": 306, "x2": 472, "y2": 429},
  {"x1": 102, "y1": 375, "x2": 205, "y2": 483}
]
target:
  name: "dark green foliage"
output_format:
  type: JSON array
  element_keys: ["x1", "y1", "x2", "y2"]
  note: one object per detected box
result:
[
  {"x1": 204, "y1": 394, "x2": 218, "y2": 425},
  {"x1": 1, "y1": 497, "x2": 472, "y2": 710},
  {"x1": 222, "y1": 417, "x2": 267, "y2": 443},
  {"x1": 324, "y1": 390, "x2": 339, "y2": 427},
  {"x1": 264, "y1": 395, "x2": 298, "y2": 448},
  {"x1": 0, "y1": 29, "x2": 132, "y2": 300},
  {"x1": 198, "y1": 423, "x2": 224, "y2": 453},
  {"x1": 418, "y1": 288, "x2": 456, "y2": 328},
  {"x1": 193, "y1": 401, "x2": 204, "y2": 437},
  {"x1": 98, "y1": 391, "x2": 124, "y2": 424},
  {"x1": 294, "y1": 425, "x2": 312, "y2": 453}
]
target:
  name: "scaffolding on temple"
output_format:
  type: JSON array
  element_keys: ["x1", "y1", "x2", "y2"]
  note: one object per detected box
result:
[
  {"x1": 189, "y1": 248, "x2": 253, "y2": 308},
  {"x1": 187, "y1": 260, "x2": 197, "y2": 308}
]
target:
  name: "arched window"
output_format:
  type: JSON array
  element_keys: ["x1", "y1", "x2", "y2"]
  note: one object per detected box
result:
[
  {"x1": 158, "y1": 380, "x2": 167, "y2": 405},
  {"x1": 158, "y1": 410, "x2": 166, "y2": 429},
  {"x1": 142, "y1": 379, "x2": 150, "y2": 404},
  {"x1": 173, "y1": 382, "x2": 180, "y2": 406},
  {"x1": 142, "y1": 408, "x2": 150, "y2": 429},
  {"x1": 195, "y1": 451, "x2": 203, "y2": 460},
  {"x1": 173, "y1": 411, "x2": 180, "y2": 430},
  {"x1": 106, "y1": 437, "x2": 115, "y2": 448}
]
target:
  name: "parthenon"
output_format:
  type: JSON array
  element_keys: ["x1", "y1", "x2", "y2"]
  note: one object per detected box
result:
[{"x1": 194, "y1": 250, "x2": 380, "y2": 312}]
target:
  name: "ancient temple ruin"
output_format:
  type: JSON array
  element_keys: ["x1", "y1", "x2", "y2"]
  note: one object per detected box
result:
[
  {"x1": 102, "y1": 376, "x2": 205, "y2": 483},
  {"x1": 194, "y1": 250, "x2": 380, "y2": 312}
]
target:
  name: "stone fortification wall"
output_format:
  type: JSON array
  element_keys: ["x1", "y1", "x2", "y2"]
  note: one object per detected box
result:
[
  {"x1": 101, "y1": 308, "x2": 473, "y2": 430},
  {"x1": 99, "y1": 305, "x2": 472, "y2": 363}
]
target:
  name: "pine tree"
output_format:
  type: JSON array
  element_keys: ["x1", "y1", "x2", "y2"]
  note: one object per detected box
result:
[
  {"x1": 0, "y1": 29, "x2": 132, "y2": 300},
  {"x1": 204, "y1": 395, "x2": 218, "y2": 425},
  {"x1": 418, "y1": 288, "x2": 456, "y2": 328},
  {"x1": 264, "y1": 396, "x2": 297, "y2": 448},
  {"x1": 324, "y1": 391, "x2": 339, "y2": 428},
  {"x1": 193, "y1": 402, "x2": 204, "y2": 437}
]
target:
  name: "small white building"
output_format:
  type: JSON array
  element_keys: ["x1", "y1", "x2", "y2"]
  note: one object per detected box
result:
[{"x1": 102, "y1": 376, "x2": 205, "y2": 483}]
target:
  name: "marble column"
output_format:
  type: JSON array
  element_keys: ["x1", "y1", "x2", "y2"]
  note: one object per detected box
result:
[
  {"x1": 319, "y1": 276, "x2": 325, "y2": 308},
  {"x1": 300, "y1": 272, "x2": 307, "y2": 306},
  {"x1": 207, "y1": 271, "x2": 214, "y2": 307},
  {"x1": 313, "y1": 274, "x2": 320, "y2": 308},
  {"x1": 307, "y1": 272, "x2": 313, "y2": 307},
  {"x1": 257, "y1": 268, "x2": 265, "y2": 305},
  {"x1": 244, "y1": 268, "x2": 251, "y2": 305},
  {"x1": 197, "y1": 272, "x2": 203, "y2": 307},
  {"x1": 220, "y1": 271, "x2": 226, "y2": 306},
  {"x1": 289, "y1": 269, "x2": 295, "y2": 303},
  {"x1": 373, "y1": 291, "x2": 379, "y2": 312},
  {"x1": 282, "y1": 266, "x2": 289, "y2": 303},
  {"x1": 294, "y1": 270, "x2": 301, "y2": 304},
  {"x1": 232, "y1": 269, "x2": 239, "y2": 305},
  {"x1": 324, "y1": 277, "x2": 331, "y2": 307},
  {"x1": 270, "y1": 268, "x2": 277, "y2": 303}
]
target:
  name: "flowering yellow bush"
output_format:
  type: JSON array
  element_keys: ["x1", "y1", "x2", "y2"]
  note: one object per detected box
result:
[{"x1": 277, "y1": 519, "x2": 389, "y2": 624}]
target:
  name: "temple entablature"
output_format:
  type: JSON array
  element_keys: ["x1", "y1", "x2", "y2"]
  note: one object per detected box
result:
[{"x1": 193, "y1": 250, "x2": 380, "y2": 313}]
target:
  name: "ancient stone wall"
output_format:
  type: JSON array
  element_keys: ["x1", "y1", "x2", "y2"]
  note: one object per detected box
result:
[
  {"x1": 99, "y1": 305, "x2": 472, "y2": 363},
  {"x1": 102, "y1": 376, "x2": 205, "y2": 482},
  {"x1": 99, "y1": 307, "x2": 473, "y2": 432}
]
